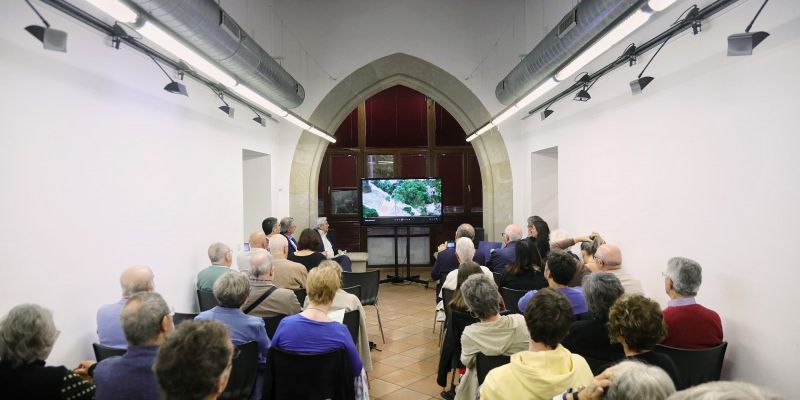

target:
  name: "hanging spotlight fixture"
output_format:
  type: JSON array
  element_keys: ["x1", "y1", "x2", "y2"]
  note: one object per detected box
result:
[
  {"x1": 540, "y1": 104, "x2": 555, "y2": 121},
  {"x1": 24, "y1": 0, "x2": 67, "y2": 52},
  {"x1": 248, "y1": 106, "x2": 267, "y2": 127},
  {"x1": 149, "y1": 54, "x2": 187, "y2": 96},
  {"x1": 630, "y1": 34, "x2": 672, "y2": 95},
  {"x1": 573, "y1": 74, "x2": 593, "y2": 102},
  {"x1": 214, "y1": 90, "x2": 235, "y2": 118},
  {"x1": 728, "y1": 0, "x2": 770, "y2": 56}
]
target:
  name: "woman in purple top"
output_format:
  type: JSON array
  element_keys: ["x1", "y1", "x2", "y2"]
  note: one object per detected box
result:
[{"x1": 271, "y1": 264, "x2": 362, "y2": 376}]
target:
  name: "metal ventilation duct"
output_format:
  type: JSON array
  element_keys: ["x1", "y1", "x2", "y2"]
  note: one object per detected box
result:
[
  {"x1": 128, "y1": 0, "x2": 305, "y2": 109},
  {"x1": 495, "y1": 0, "x2": 647, "y2": 106}
]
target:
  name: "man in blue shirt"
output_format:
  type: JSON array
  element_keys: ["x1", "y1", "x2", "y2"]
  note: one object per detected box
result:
[
  {"x1": 93, "y1": 291, "x2": 173, "y2": 400},
  {"x1": 96, "y1": 266, "x2": 155, "y2": 349},
  {"x1": 518, "y1": 250, "x2": 587, "y2": 316}
]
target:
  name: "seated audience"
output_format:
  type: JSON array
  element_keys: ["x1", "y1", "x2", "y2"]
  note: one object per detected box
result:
[
  {"x1": 237, "y1": 231, "x2": 267, "y2": 273},
  {"x1": 267, "y1": 235, "x2": 308, "y2": 289},
  {"x1": 487, "y1": 224, "x2": 523, "y2": 273},
  {"x1": 595, "y1": 244, "x2": 643, "y2": 295},
  {"x1": 271, "y1": 265, "x2": 365, "y2": 387},
  {"x1": 662, "y1": 257, "x2": 723, "y2": 349},
  {"x1": 288, "y1": 228, "x2": 328, "y2": 271},
  {"x1": 0, "y1": 304, "x2": 95, "y2": 399},
  {"x1": 314, "y1": 217, "x2": 353, "y2": 271},
  {"x1": 449, "y1": 262, "x2": 485, "y2": 313},
  {"x1": 97, "y1": 265, "x2": 155, "y2": 349},
  {"x1": 195, "y1": 272, "x2": 270, "y2": 399},
  {"x1": 666, "y1": 381, "x2": 781, "y2": 400},
  {"x1": 308, "y1": 260, "x2": 373, "y2": 372},
  {"x1": 559, "y1": 360, "x2": 675, "y2": 400},
  {"x1": 526, "y1": 215, "x2": 552, "y2": 261},
  {"x1": 607, "y1": 294, "x2": 684, "y2": 389},
  {"x1": 241, "y1": 251, "x2": 302, "y2": 318},
  {"x1": 197, "y1": 242, "x2": 234, "y2": 292},
  {"x1": 550, "y1": 231, "x2": 603, "y2": 285},
  {"x1": 518, "y1": 250, "x2": 587, "y2": 316},
  {"x1": 280, "y1": 217, "x2": 299, "y2": 253},
  {"x1": 497, "y1": 238, "x2": 548, "y2": 291},
  {"x1": 93, "y1": 292, "x2": 173, "y2": 400},
  {"x1": 154, "y1": 320, "x2": 234, "y2": 400},
  {"x1": 442, "y1": 238, "x2": 494, "y2": 292},
  {"x1": 262, "y1": 216, "x2": 279, "y2": 239},
  {"x1": 481, "y1": 288, "x2": 593, "y2": 399},
  {"x1": 455, "y1": 274, "x2": 530, "y2": 400},
  {"x1": 432, "y1": 223, "x2": 476, "y2": 294},
  {"x1": 562, "y1": 272, "x2": 625, "y2": 365}
]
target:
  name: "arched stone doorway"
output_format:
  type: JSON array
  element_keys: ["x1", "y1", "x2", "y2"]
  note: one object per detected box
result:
[{"x1": 289, "y1": 53, "x2": 512, "y2": 240}]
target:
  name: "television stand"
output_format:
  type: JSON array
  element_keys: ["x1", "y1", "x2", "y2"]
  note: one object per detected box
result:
[{"x1": 380, "y1": 226, "x2": 430, "y2": 286}]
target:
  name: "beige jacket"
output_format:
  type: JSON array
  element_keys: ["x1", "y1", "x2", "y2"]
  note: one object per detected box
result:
[
  {"x1": 241, "y1": 279, "x2": 302, "y2": 318},
  {"x1": 271, "y1": 258, "x2": 308, "y2": 290}
]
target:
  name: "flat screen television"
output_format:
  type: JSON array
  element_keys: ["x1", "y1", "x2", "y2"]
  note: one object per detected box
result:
[{"x1": 360, "y1": 178, "x2": 443, "y2": 225}]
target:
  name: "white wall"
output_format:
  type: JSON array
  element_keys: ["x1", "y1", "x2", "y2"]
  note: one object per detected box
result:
[
  {"x1": 502, "y1": 0, "x2": 800, "y2": 394},
  {"x1": 242, "y1": 151, "x2": 271, "y2": 240},
  {"x1": 0, "y1": 2, "x2": 283, "y2": 366},
  {"x1": 531, "y1": 147, "x2": 559, "y2": 227}
]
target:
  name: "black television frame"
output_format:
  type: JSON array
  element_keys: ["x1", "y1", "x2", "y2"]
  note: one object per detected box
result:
[{"x1": 359, "y1": 177, "x2": 444, "y2": 226}]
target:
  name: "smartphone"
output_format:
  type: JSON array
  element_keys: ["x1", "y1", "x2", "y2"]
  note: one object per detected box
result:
[
  {"x1": 446, "y1": 241, "x2": 455, "y2": 249},
  {"x1": 243, "y1": 243, "x2": 251, "y2": 252}
]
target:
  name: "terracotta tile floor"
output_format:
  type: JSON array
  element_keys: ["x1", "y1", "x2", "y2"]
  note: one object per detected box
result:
[{"x1": 363, "y1": 268, "x2": 446, "y2": 400}]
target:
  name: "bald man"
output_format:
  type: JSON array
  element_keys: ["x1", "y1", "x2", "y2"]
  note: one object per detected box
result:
[
  {"x1": 97, "y1": 265, "x2": 155, "y2": 349},
  {"x1": 595, "y1": 244, "x2": 644, "y2": 295},
  {"x1": 237, "y1": 231, "x2": 268, "y2": 273},
  {"x1": 267, "y1": 234, "x2": 307, "y2": 289},
  {"x1": 486, "y1": 224, "x2": 523, "y2": 273}
]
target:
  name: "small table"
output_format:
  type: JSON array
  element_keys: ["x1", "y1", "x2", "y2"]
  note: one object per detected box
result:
[{"x1": 347, "y1": 252, "x2": 369, "y2": 272}]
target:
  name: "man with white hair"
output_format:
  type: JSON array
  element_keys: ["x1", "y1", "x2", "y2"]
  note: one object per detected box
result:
[
  {"x1": 241, "y1": 250, "x2": 301, "y2": 317},
  {"x1": 314, "y1": 216, "x2": 353, "y2": 272},
  {"x1": 486, "y1": 224, "x2": 523, "y2": 273},
  {"x1": 237, "y1": 231, "x2": 268, "y2": 273},
  {"x1": 662, "y1": 257, "x2": 722, "y2": 349},
  {"x1": 595, "y1": 244, "x2": 644, "y2": 295},
  {"x1": 97, "y1": 265, "x2": 155, "y2": 349},
  {"x1": 196, "y1": 242, "x2": 233, "y2": 292},
  {"x1": 279, "y1": 217, "x2": 299, "y2": 253},
  {"x1": 431, "y1": 223, "x2": 476, "y2": 296},
  {"x1": 266, "y1": 235, "x2": 307, "y2": 289},
  {"x1": 441, "y1": 237, "x2": 494, "y2": 291}
]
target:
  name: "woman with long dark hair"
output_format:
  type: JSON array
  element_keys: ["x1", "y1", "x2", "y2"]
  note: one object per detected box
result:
[
  {"x1": 497, "y1": 239, "x2": 548, "y2": 291},
  {"x1": 526, "y1": 216, "x2": 551, "y2": 260}
]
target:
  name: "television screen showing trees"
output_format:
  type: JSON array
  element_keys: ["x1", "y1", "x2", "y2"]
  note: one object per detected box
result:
[{"x1": 360, "y1": 178, "x2": 443, "y2": 225}]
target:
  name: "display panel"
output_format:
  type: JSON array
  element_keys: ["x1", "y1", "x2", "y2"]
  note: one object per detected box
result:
[{"x1": 360, "y1": 178, "x2": 443, "y2": 225}]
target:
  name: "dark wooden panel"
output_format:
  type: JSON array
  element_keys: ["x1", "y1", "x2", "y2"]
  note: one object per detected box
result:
[
  {"x1": 400, "y1": 153, "x2": 428, "y2": 177},
  {"x1": 467, "y1": 153, "x2": 483, "y2": 212},
  {"x1": 366, "y1": 86, "x2": 427, "y2": 148},
  {"x1": 435, "y1": 103, "x2": 467, "y2": 146},
  {"x1": 332, "y1": 108, "x2": 359, "y2": 148},
  {"x1": 330, "y1": 221, "x2": 360, "y2": 252},
  {"x1": 435, "y1": 153, "x2": 464, "y2": 213},
  {"x1": 330, "y1": 154, "x2": 358, "y2": 188}
]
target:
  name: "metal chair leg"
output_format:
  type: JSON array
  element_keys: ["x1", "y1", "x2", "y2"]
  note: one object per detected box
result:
[
  {"x1": 373, "y1": 304, "x2": 386, "y2": 344},
  {"x1": 432, "y1": 309, "x2": 438, "y2": 334}
]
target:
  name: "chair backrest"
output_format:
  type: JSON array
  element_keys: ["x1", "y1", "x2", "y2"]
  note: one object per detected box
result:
[
  {"x1": 500, "y1": 287, "x2": 528, "y2": 314},
  {"x1": 341, "y1": 270, "x2": 380, "y2": 306},
  {"x1": 263, "y1": 314, "x2": 288, "y2": 339},
  {"x1": 583, "y1": 355, "x2": 612, "y2": 376},
  {"x1": 264, "y1": 347, "x2": 354, "y2": 400},
  {"x1": 447, "y1": 310, "x2": 479, "y2": 366},
  {"x1": 475, "y1": 353, "x2": 510, "y2": 385},
  {"x1": 293, "y1": 288, "x2": 307, "y2": 306},
  {"x1": 342, "y1": 285, "x2": 362, "y2": 299},
  {"x1": 342, "y1": 309, "x2": 360, "y2": 345},
  {"x1": 172, "y1": 313, "x2": 198, "y2": 326},
  {"x1": 441, "y1": 288, "x2": 455, "y2": 323},
  {"x1": 653, "y1": 341, "x2": 728, "y2": 387},
  {"x1": 92, "y1": 343, "x2": 126, "y2": 362},
  {"x1": 218, "y1": 341, "x2": 259, "y2": 400},
  {"x1": 197, "y1": 289, "x2": 219, "y2": 312}
]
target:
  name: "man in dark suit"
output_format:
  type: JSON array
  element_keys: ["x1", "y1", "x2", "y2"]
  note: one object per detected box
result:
[
  {"x1": 486, "y1": 224, "x2": 523, "y2": 273},
  {"x1": 313, "y1": 216, "x2": 353, "y2": 272},
  {"x1": 279, "y1": 217, "x2": 299, "y2": 253},
  {"x1": 431, "y1": 223, "x2": 476, "y2": 288}
]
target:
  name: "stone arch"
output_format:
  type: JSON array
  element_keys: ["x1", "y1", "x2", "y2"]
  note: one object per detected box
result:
[{"x1": 289, "y1": 53, "x2": 512, "y2": 240}]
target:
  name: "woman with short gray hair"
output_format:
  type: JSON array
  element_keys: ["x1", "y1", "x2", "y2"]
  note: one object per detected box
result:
[
  {"x1": 0, "y1": 304, "x2": 95, "y2": 399},
  {"x1": 195, "y1": 272, "x2": 270, "y2": 399},
  {"x1": 453, "y1": 274, "x2": 530, "y2": 400},
  {"x1": 605, "y1": 360, "x2": 676, "y2": 400},
  {"x1": 562, "y1": 273, "x2": 626, "y2": 368}
]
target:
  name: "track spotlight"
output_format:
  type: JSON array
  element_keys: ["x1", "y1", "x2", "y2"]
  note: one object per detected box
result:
[
  {"x1": 540, "y1": 105, "x2": 554, "y2": 121},
  {"x1": 248, "y1": 107, "x2": 267, "y2": 127},
  {"x1": 573, "y1": 73, "x2": 593, "y2": 102},
  {"x1": 149, "y1": 55, "x2": 187, "y2": 96},
  {"x1": 215, "y1": 91, "x2": 235, "y2": 118},
  {"x1": 728, "y1": 0, "x2": 770, "y2": 56},
  {"x1": 630, "y1": 33, "x2": 672, "y2": 95},
  {"x1": 24, "y1": 0, "x2": 67, "y2": 52}
]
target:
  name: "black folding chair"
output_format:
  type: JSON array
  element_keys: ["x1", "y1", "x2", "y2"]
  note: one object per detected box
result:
[
  {"x1": 92, "y1": 343, "x2": 126, "y2": 361},
  {"x1": 263, "y1": 314, "x2": 288, "y2": 339},
  {"x1": 342, "y1": 285, "x2": 361, "y2": 299},
  {"x1": 172, "y1": 313, "x2": 197, "y2": 326},
  {"x1": 445, "y1": 310, "x2": 479, "y2": 390},
  {"x1": 293, "y1": 288, "x2": 307, "y2": 306},
  {"x1": 475, "y1": 353, "x2": 510, "y2": 385},
  {"x1": 219, "y1": 341, "x2": 259, "y2": 400},
  {"x1": 440, "y1": 288, "x2": 455, "y2": 346},
  {"x1": 342, "y1": 309, "x2": 360, "y2": 346},
  {"x1": 264, "y1": 347, "x2": 354, "y2": 400},
  {"x1": 341, "y1": 270, "x2": 384, "y2": 343},
  {"x1": 197, "y1": 289, "x2": 219, "y2": 311},
  {"x1": 584, "y1": 355, "x2": 612, "y2": 376},
  {"x1": 500, "y1": 287, "x2": 528, "y2": 314},
  {"x1": 654, "y1": 341, "x2": 728, "y2": 387}
]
